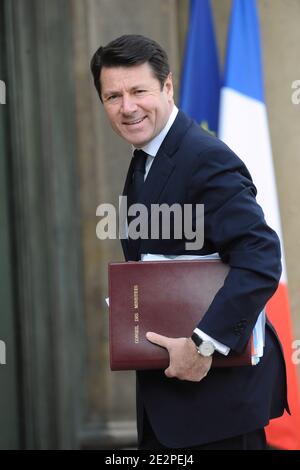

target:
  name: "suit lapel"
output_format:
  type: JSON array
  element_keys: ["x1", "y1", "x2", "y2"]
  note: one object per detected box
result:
[
  {"x1": 139, "y1": 150, "x2": 175, "y2": 206},
  {"x1": 121, "y1": 111, "x2": 193, "y2": 260},
  {"x1": 140, "y1": 111, "x2": 193, "y2": 207}
]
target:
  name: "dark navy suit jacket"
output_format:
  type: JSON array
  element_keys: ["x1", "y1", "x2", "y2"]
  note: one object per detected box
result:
[{"x1": 121, "y1": 110, "x2": 288, "y2": 448}]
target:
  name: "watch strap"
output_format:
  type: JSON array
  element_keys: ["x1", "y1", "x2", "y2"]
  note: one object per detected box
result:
[{"x1": 191, "y1": 332, "x2": 202, "y2": 347}]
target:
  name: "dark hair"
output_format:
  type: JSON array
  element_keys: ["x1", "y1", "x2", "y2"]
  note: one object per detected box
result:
[{"x1": 90, "y1": 34, "x2": 170, "y2": 101}]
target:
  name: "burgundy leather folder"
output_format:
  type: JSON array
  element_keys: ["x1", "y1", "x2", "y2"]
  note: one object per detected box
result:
[{"x1": 108, "y1": 259, "x2": 253, "y2": 370}]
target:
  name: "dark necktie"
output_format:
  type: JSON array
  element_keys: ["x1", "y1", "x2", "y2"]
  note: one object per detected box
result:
[{"x1": 127, "y1": 149, "x2": 147, "y2": 259}]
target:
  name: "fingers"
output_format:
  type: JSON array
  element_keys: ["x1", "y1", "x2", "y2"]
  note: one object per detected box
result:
[
  {"x1": 146, "y1": 334, "x2": 210, "y2": 382},
  {"x1": 165, "y1": 368, "x2": 208, "y2": 382},
  {"x1": 146, "y1": 332, "x2": 171, "y2": 349},
  {"x1": 146, "y1": 332, "x2": 173, "y2": 378},
  {"x1": 164, "y1": 367, "x2": 175, "y2": 379}
]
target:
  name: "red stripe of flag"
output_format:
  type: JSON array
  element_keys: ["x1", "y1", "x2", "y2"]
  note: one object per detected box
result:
[{"x1": 265, "y1": 282, "x2": 300, "y2": 449}]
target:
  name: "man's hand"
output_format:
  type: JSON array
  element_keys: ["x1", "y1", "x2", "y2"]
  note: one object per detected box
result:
[{"x1": 146, "y1": 332, "x2": 212, "y2": 382}]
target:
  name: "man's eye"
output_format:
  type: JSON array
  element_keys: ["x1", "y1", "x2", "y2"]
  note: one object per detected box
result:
[
  {"x1": 107, "y1": 95, "x2": 118, "y2": 101},
  {"x1": 135, "y1": 89, "x2": 146, "y2": 95}
]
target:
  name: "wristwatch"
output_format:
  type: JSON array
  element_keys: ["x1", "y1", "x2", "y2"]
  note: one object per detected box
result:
[{"x1": 191, "y1": 333, "x2": 215, "y2": 357}]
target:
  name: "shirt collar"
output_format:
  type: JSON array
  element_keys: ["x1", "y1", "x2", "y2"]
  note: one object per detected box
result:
[{"x1": 133, "y1": 105, "x2": 178, "y2": 157}]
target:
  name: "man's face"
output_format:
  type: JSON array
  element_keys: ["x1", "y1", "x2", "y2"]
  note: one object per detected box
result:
[{"x1": 100, "y1": 62, "x2": 174, "y2": 148}]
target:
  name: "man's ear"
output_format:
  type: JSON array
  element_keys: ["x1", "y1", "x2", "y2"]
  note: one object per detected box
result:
[{"x1": 164, "y1": 73, "x2": 174, "y2": 100}]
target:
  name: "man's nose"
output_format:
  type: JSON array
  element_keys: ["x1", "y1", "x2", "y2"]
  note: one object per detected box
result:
[{"x1": 121, "y1": 95, "x2": 138, "y2": 114}]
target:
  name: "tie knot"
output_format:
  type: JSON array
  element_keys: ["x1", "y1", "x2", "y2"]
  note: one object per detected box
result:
[{"x1": 133, "y1": 149, "x2": 147, "y2": 173}]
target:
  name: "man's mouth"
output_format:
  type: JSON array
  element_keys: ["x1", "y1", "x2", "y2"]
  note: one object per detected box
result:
[{"x1": 124, "y1": 116, "x2": 147, "y2": 126}]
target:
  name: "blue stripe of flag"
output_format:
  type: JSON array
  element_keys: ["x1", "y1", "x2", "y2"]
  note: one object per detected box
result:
[
  {"x1": 223, "y1": 0, "x2": 264, "y2": 103},
  {"x1": 179, "y1": 0, "x2": 220, "y2": 133}
]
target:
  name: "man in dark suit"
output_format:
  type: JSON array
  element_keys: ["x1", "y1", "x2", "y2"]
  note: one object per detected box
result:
[{"x1": 91, "y1": 34, "x2": 288, "y2": 450}]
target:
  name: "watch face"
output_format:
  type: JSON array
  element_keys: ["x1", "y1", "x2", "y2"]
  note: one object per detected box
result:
[{"x1": 199, "y1": 341, "x2": 215, "y2": 357}]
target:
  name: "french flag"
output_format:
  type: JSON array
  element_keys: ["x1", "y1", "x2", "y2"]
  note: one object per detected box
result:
[{"x1": 219, "y1": 0, "x2": 300, "y2": 449}]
